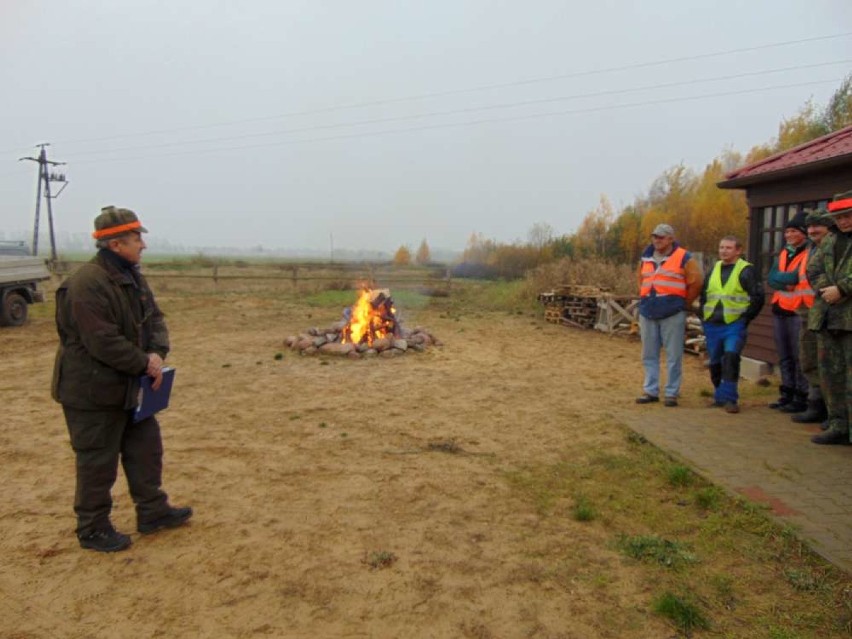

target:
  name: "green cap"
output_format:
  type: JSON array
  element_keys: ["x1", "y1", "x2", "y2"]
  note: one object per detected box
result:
[
  {"x1": 92, "y1": 206, "x2": 148, "y2": 239},
  {"x1": 804, "y1": 208, "x2": 834, "y2": 228}
]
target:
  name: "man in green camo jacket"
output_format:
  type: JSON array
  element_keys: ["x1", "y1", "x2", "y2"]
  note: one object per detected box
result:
[
  {"x1": 791, "y1": 210, "x2": 834, "y2": 425},
  {"x1": 807, "y1": 191, "x2": 852, "y2": 446}
]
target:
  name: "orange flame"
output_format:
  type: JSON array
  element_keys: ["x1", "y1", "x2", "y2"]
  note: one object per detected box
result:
[{"x1": 341, "y1": 289, "x2": 397, "y2": 345}]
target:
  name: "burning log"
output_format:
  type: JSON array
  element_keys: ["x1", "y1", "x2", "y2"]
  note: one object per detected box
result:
[{"x1": 284, "y1": 288, "x2": 441, "y2": 358}]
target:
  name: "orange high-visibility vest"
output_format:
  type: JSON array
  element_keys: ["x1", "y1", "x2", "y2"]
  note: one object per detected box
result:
[
  {"x1": 771, "y1": 248, "x2": 815, "y2": 311},
  {"x1": 640, "y1": 247, "x2": 687, "y2": 298}
]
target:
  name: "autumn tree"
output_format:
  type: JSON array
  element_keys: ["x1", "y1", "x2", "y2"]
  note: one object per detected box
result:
[
  {"x1": 461, "y1": 232, "x2": 498, "y2": 265},
  {"x1": 825, "y1": 74, "x2": 852, "y2": 131},
  {"x1": 574, "y1": 195, "x2": 614, "y2": 257},
  {"x1": 393, "y1": 245, "x2": 411, "y2": 266},
  {"x1": 776, "y1": 99, "x2": 829, "y2": 152},
  {"x1": 415, "y1": 239, "x2": 431, "y2": 265}
]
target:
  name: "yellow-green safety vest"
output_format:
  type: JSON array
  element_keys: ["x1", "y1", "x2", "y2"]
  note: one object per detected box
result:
[{"x1": 703, "y1": 258, "x2": 751, "y2": 323}]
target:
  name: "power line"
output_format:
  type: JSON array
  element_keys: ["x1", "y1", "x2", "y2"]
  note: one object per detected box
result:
[
  {"x1": 56, "y1": 59, "x2": 852, "y2": 159},
  {"x1": 5, "y1": 31, "x2": 849, "y2": 155},
  {"x1": 65, "y1": 78, "x2": 843, "y2": 166}
]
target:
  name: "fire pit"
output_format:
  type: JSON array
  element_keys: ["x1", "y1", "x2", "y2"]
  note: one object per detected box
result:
[{"x1": 284, "y1": 288, "x2": 441, "y2": 358}]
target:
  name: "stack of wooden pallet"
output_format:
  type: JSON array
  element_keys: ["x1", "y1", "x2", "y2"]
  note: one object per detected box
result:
[
  {"x1": 538, "y1": 284, "x2": 612, "y2": 330},
  {"x1": 538, "y1": 284, "x2": 706, "y2": 355}
]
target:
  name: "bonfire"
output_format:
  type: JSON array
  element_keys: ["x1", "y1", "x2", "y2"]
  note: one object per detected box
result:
[{"x1": 284, "y1": 288, "x2": 440, "y2": 358}]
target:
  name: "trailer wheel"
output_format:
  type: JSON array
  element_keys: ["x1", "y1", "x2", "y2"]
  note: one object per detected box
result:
[{"x1": 0, "y1": 293, "x2": 28, "y2": 327}]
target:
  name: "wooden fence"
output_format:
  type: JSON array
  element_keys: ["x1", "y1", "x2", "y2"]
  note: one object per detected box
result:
[{"x1": 53, "y1": 260, "x2": 454, "y2": 295}]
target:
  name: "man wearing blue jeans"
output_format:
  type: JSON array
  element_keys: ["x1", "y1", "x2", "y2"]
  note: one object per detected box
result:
[
  {"x1": 700, "y1": 236, "x2": 764, "y2": 413},
  {"x1": 636, "y1": 224, "x2": 703, "y2": 407}
]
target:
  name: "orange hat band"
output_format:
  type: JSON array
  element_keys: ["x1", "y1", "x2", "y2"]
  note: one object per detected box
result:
[
  {"x1": 92, "y1": 221, "x2": 142, "y2": 239},
  {"x1": 828, "y1": 198, "x2": 852, "y2": 213}
]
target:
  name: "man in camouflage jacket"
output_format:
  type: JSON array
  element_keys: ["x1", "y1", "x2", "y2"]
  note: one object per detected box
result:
[
  {"x1": 52, "y1": 206, "x2": 192, "y2": 551},
  {"x1": 807, "y1": 191, "x2": 852, "y2": 445}
]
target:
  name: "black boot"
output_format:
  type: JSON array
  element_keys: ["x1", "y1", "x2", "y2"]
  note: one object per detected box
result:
[
  {"x1": 780, "y1": 391, "x2": 808, "y2": 413},
  {"x1": 768, "y1": 386, "x2": 793, "y2": 409},
  {"x1": 791, "y1": 398, "x2": 828, "y2": 423}
]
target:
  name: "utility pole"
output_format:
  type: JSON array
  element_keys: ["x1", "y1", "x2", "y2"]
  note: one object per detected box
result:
[{"x1": 19, "y1": 143, "x2": 68, "y2": 262}]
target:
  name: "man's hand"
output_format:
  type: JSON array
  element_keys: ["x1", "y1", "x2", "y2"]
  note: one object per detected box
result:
[
  {"x1": 146, "y1": 353, "x2": 164, "y2": 391},
  {"x1": 820, "y1": 285, "x2": 843, "y2": 305}
]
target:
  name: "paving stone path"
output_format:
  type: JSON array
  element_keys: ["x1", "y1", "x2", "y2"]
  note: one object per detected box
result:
[{"x1": 619, "y1": 405, "x2": 851, "y2": 574}]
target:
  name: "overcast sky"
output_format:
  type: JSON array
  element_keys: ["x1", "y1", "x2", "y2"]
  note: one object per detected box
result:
[{"x1": 1, "y1": 1, "x2": 850, "y2": 255}]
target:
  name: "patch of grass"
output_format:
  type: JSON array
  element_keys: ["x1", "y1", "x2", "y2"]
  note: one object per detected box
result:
[
  {"x1": 667, "y1": 464, "x2": 694, "y2": 488},
  {"x1": 364, "y1": 550, "x2": 397, "y2": 570},
  {"x1": 626, "y1": 431, "x2": 648, "y2": 445},
  {"x1": 318, "y1": 422, "x2": 327, "y2": 428},
  {"x1": 699, "y1": 388, "x2": 713, "y2": 397},
  {"x1": 572, "y1": 496, "x2": 596, "y2": 522},
  {"x1": 504, "y1": 460, "x2": 580, "y2": 516},
  {"x1": 783, "y1": 567, "x2": 830, "y2": 593},
  {"x1": 617, "y1": 534, "x2": 697, "y2": 569},
  {"x1": 652, "y1": 590, "x2": 710, "y2": 635},
  {"x1": 273, "y1": 352, "x2": 283, "y2": 360},
  {"x1": 694, "y1": 486, "x2": 724, "y2": 511}
]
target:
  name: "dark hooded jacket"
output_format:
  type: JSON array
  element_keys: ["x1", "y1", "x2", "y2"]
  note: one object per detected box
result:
[{"x1": 52, "y1": 249, "x2": 169, "y2": 410}]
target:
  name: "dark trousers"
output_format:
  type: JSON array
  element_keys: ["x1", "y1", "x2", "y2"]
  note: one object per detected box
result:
[
  {"x1": 817, "y1": 330, "x2": 852, "y2": 438},
  {"x1": 772, "y1": 314, "x2": 808, "y2": 395},
  {"x1": 63, "y1": 407, "x2": 169, "y2": 537}
]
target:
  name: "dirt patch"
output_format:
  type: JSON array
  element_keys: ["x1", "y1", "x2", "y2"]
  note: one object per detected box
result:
[{"x1": 0, "y1": 287, "x2": 844, "y2": 637}]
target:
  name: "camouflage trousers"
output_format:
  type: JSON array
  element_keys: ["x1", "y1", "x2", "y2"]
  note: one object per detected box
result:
[
  {"x1": 817, "y1": 330, "x2": 852, "y2": 439},
  {"x1": 798, "y1": 327, "x2": 823, "y2": 400}
]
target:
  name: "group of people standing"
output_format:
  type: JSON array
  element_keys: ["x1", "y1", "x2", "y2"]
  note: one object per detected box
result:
[{"x1": 635, "y1": 190, "x2": 851, "y2": 447}]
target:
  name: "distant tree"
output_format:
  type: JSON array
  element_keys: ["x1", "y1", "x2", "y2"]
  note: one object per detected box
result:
[
  {"x1": 527, "y1": 222, "x2": 554, "y2": 249},
  {"x1": 415, "y1": 239, "x2": 431, "y2": 265},
  {"x1": 611, "y1": 206, "x2": 643, "y2": 264},
  {"x1": 393, "y1": 245, "x2": 411, "y2": 266},
  {"x1": 574, "y1": 195, "x2": 615, "y2": 258},
  {"x1": 688, "y1": 158, "x2": 747, "y2": 255},
  {"x1": 461, "y1": 232, "x2": 498, "y2": 265},
  {"x1": 825, "y1": 74, "x2": 852, "y2": 131},
  {"x1": 776, "y1": 99, "x2": 829, "y2": 152}
]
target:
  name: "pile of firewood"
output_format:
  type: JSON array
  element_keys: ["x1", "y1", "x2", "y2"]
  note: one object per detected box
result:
[
  {"x1": 538, "y1": 284, "x2": 706, "y2": 355},
  {"x1": 538, "y1": 284, "x2": 616, "y2": 330},
  {"x1": 284, "y1": 324, "x2": 441, "y2": 358},
  {"x1": 684, "y1": 314, "x2": 706, "y2": 355}
]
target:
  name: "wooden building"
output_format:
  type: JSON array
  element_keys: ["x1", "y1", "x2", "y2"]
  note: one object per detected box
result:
[{"x1": 717, "y1": 124, "x2": 852, "y2": 365}]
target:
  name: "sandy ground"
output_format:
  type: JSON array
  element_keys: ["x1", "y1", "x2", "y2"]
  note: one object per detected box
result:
[{"x1": 0, "y1": 287, "x2": 716, "y2": 638}]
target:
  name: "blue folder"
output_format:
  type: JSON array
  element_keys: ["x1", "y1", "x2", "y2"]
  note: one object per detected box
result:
[{"x1": 134, "y1": 367, "x2": 176, "y2": 422}]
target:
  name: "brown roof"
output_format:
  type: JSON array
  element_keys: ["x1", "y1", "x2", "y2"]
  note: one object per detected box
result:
[{"x1": 719, "y1": 124, "x2": 852, "y2": 188}]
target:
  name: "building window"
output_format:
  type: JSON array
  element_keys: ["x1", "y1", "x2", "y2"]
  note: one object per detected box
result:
[{"x1": 756, "y1": 200, "x2": 821, "y2": 277}]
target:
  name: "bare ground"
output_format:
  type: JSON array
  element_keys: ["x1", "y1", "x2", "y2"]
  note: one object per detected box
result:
[{"x1": 0, "y1": 285, "x2": 846, "y2": 638}]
